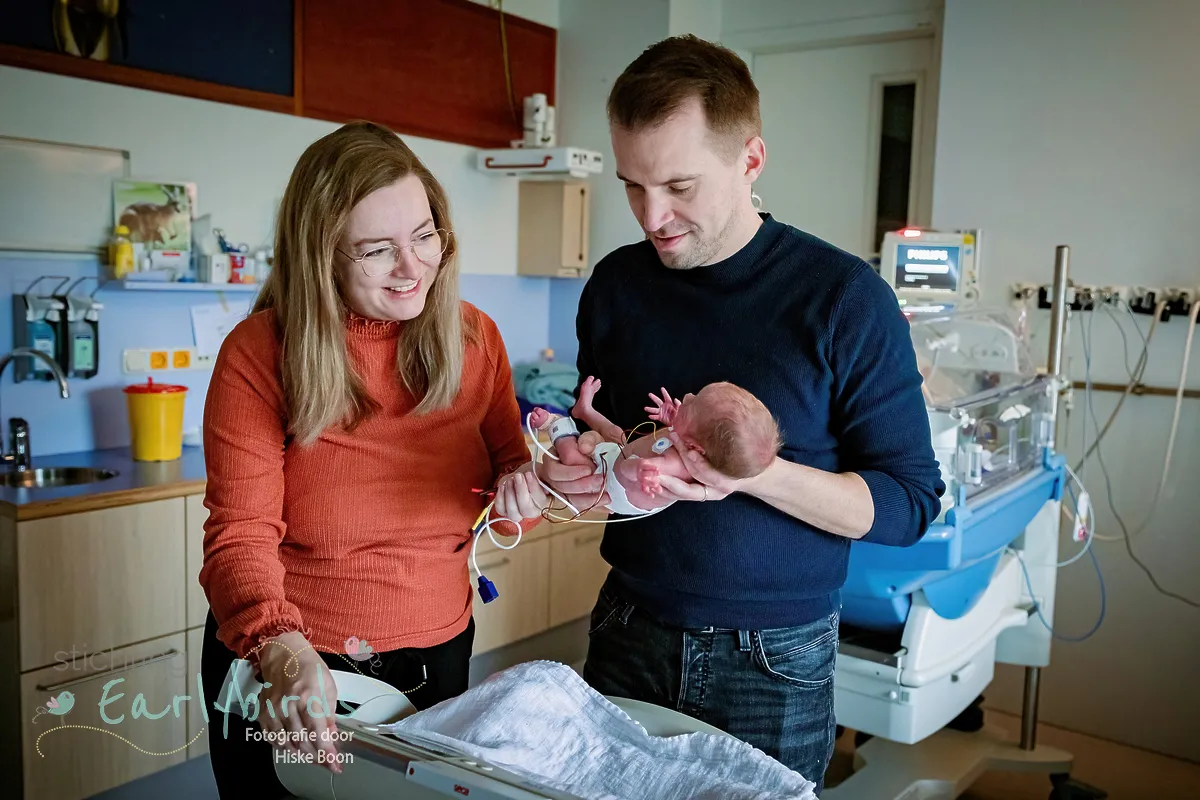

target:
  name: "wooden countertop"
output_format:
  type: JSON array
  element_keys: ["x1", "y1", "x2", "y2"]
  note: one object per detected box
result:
[
  {"x1": 1, "y1": 434, "x2": 548, "y2": 522},
  {"x1": 0, "y1": 446, "x2": 207, "y2": 521}
]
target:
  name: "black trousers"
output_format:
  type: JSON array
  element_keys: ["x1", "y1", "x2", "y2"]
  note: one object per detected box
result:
[{"x1": 200, "y1": 610, "x2": 475, "y2": 799}]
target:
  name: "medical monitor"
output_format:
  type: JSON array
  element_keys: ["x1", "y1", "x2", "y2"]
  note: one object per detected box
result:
[{"x1": 878, "y1": 228, "x2": 980, "y2": 312}]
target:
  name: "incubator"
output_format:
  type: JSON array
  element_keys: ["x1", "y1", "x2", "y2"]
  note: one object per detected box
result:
[
  {"x1": 911, "y1": 308, "x2": 1057, "y2": 516},
  {"x1": 826, "y1": 242, "x2": 1104, "y2": 799}
]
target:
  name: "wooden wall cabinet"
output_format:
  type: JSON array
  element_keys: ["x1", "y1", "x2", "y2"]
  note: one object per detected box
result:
[
  {"x1": 0, "y1": 1, "x2": 557, "y2": 150},
  {"x1": 518, "y1": 180, "x2": 592, "y2": 278},
  {"x1": 1, "y1": 500, "x2": 198, "y2": 800}
]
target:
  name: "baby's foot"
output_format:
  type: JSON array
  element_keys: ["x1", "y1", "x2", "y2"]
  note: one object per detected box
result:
[{"x1": 638, "y1": 461, "x2": 662, "y2": 496}]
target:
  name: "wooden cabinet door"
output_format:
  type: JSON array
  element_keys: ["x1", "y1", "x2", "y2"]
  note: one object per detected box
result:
[
  {"x1": 470, "y1": 537, "x2": 551, "y2": 655},
  {"x1": 299, "y1": 0, "x2": 557, "y2": 149},
  {"x1": 21, "y1": 633, "x2": 188, "y2": 800},
  {"x1": 548, "y1": 523, "x2": 608, "y2": 628},
  {"x1": 184, "y1": 495, "x2": 209, "y2": 630},
  {"x1": 17, "y1": 499, "x2": 187, "y2": 672},
  {"x1": 186, "y1": 626, "x2": 208, "y2": 760}
]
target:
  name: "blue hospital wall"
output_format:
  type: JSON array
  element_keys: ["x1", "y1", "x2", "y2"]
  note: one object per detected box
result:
[{"x1": 0, "y1": 253, "x2": 551, "y2": 457}]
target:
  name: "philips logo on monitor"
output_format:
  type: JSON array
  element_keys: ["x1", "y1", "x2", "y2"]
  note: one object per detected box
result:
[
  {"x1": 897, "y1": 244, "x2": 960, "y2": 292},
  {"x1": 906, "y1": 248, "x2": 951, "y2": 261}
]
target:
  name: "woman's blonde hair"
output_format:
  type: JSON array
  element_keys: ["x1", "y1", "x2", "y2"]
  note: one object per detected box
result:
[{"x1": 254, "y1": 120, "x2": 475, "y2": 445}]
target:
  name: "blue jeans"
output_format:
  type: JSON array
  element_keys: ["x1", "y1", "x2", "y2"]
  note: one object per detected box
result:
[{"x1": 583, "y1": 583, "x2": 839, "y2": 795}]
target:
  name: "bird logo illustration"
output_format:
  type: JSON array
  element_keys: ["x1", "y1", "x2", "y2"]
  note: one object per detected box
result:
[
  {"x1": 47, "y1": 691, "x2": 75, "y2": 715},
  {"x1": 32, "y1": 690, "x2": 75, "y2": 725},
  {"x1": 343, "y1": 637, "x2": 374, "y2": 662}
]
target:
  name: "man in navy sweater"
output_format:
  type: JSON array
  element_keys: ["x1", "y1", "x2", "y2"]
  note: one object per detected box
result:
[{"x1": 539, "y1": 35, "x2": 944, "y2": 793}]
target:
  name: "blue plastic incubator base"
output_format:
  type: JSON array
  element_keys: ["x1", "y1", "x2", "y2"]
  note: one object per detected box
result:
[{"x1": 842, "y1": 450, "x2": 1066, "y2": 631}]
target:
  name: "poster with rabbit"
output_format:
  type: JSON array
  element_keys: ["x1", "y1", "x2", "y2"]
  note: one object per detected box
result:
[{"x1": 112, "y1": 180, "x2": 195, "y2": 250}]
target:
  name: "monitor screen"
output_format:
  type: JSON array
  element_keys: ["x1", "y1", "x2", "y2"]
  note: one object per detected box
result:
[{"x1": 893, "y1": 243, "x2": 960, "y2": 294}]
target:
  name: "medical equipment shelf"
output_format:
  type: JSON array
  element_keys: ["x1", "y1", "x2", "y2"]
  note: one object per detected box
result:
[{"x1": 115, "y1": 279, "x2": 260, "y2": 292}]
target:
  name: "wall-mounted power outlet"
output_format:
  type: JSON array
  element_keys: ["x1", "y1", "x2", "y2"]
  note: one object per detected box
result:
[
  {"x1": 123, "y1": 349, "x2": 151, "y2": 373},
  {"x1": 123, "y1": 347, "x2": 214, "y2": 373}
]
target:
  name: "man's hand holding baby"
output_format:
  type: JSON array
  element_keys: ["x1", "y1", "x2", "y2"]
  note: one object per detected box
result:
[{"x1": 652, "y1": 430, "x2": 763, "y2": 503}]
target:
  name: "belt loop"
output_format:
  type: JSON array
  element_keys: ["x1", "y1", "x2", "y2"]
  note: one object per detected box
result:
[
  {"x1": 737, "y1": 630, "x2": 751, "y2": 652},
  {"x1": 619, "y1": 603, "x2": 635, "y2": 625}
]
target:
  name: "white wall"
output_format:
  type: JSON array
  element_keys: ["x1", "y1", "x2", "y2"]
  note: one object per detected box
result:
[
  {"x1": 556, "y1": 0, "x2": 669, "y2": 269},
  {"x1": 720, "y1": 0, "x2": 940, "y2": 52},
  {"x1": 933, "y1": 0, "x2": 1200, "y2": 762},
  {"x1": 668, "y1": 0, "x2": 722, "y2": 39},
  {"x1": 0, "y1": 61, "x2": 521, "y2": 275}
]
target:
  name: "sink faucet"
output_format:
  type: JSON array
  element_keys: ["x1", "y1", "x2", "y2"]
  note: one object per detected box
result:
[{"x1": 0, "y1": 348, "x2": 70, "y2": 473}]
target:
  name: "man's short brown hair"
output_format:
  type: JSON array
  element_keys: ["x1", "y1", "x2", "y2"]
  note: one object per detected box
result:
[{"x1": 607, "y1": 34, "x2": 761, "y2": 161}]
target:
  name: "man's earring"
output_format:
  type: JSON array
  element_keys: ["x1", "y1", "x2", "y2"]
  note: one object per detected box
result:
[{"x1": 751, "y1": 192, "x2": 764, "y2": 211}]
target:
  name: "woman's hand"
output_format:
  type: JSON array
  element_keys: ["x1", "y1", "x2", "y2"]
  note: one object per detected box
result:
[
  {"x1": 255, "y1": 631, "x2": 343, "y2": 773},
  {"x1": 493, "y1": 466, "x2": 550, "y2": 524}
]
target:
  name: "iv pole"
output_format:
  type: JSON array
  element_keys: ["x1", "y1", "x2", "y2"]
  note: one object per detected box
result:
[{"x1": 1021, "y1": 244, "x2": 1071, "y2": 751}]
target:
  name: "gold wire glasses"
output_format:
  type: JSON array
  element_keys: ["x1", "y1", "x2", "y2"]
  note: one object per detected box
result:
[{"x1": 337, "y1": 229, "x2": 452, "y2": 277}]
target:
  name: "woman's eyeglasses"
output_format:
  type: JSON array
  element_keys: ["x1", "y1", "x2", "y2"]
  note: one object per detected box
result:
[{"x1": 337, "y1": 229, "x2": 452, "y2": 277}]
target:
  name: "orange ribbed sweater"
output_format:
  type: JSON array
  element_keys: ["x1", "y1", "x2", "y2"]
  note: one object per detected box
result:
[{"x1": 199, "y1": 303, "x2": 534, "y2": 660}]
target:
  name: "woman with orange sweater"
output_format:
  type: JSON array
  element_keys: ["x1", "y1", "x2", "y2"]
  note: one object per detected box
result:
[{"x1": 198, "y1": 121, "x2": 580, "y2": 797}]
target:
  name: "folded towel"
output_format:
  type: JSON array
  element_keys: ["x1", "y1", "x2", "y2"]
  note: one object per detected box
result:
[
  {"x1": 512, "y1": 360, "x2": 580, "y2": 413},
  {"x1": 385, "y1": 660, "x2": 817, "y2": 800}
]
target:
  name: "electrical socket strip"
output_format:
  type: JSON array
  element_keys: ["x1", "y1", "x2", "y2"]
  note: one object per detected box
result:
[
  {"x1": 123, "y1": 348, "x2": 215, "y2": 373},
  {"x1": 1011, "y1": 283, "x2": 1199, "y2": 320}
]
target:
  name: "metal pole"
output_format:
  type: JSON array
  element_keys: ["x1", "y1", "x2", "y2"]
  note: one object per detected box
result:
[
  {"x1": 1020, "y1": 666, "x2": 1041, "y2": 750},
  {"x1": 1047, "y1": 245, "x2": 1070, "y2": 377},
  {"x1": 1020, "y1": 244, "x2": 1070, "y2": 753}
]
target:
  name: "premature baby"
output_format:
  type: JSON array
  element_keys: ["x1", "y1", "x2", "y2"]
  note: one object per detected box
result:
[{"x1": 529, "y1": 377, "x2": 782, "y2": 515}]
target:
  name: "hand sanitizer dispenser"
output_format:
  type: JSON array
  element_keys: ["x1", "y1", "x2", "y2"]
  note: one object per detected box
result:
[
  {"x1": 61, "y1": 289, "x2": 102, "y2": 379},
  {"x1": 12, "y1": 278, "x2": 67, "y2": 383}
]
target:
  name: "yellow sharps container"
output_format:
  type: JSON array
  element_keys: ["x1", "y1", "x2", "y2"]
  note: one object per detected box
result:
[{"x1": 124, "y1": 378, "x2": 187, "y2": 461}]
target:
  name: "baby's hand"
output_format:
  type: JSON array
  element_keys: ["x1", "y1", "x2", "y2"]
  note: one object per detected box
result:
[
  {"x1": 529, "y1": 408, "x2": 552, "y2": 429},
  {"x1": 645, "y1": 387, "x2": 682, "y2": 425},
  {"x1": 637, "y1": 460, "x2": 663, "y2": 496}
]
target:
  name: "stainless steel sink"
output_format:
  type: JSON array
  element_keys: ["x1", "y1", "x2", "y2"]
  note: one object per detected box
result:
[{"x1": 3, "y1": 467, "x2": 119, "y2": 489}]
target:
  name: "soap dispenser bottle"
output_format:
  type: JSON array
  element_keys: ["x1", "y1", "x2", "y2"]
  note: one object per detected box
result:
[
  {"x1": 61, "y1": 278, "x2": 101, "y2": 379},
  {"x1": 12, "y1": 278, "x2": 66, "y2": 383}
]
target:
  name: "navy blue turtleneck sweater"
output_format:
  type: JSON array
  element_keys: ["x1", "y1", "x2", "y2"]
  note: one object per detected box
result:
[{"x1": 573, "y1": 214, "x2": 945, "y2": 630}]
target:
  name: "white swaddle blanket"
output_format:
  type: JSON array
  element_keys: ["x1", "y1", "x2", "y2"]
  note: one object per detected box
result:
[{"x1": 384, "y1": 660, "x2": 817, "y2": 800}]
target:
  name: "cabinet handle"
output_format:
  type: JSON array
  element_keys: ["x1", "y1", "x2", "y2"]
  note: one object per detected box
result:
[
  {"x1": 477, "y1": 556, "x2": 511, "y2": 571},
  {"x1": 37, "y1": 648, "x2": 182, "y2": 692},
  {"x1": 574, "y1": 532, "x2": 603, "y2": 547},
  {"x1": 578, "y1": 187, "x2": 587, "y2": 261}
]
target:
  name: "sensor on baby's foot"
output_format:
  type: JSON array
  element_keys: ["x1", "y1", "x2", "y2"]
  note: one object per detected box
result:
[
  {"x1": 651, "y1": 437, "x2": 672, "y2": 454},
  {"x1": 548, "y1": 416, "x2": 580, "y2": 443}
]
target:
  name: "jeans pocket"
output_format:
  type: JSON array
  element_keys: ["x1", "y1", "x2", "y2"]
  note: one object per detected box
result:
[
  {"x1": 751, "y1": 617, "x2": 838, "y2": 689},
  {"x1": 587, "y1": 588, "x2": 630, "y2": 636}
]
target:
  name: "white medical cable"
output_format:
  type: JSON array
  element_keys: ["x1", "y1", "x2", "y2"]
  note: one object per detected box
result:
[
  {"x1": 1009, "y1": 544, "x2": 1106, "y2": 642},
  {"x1": 1076, "y1": 302, "x2": 1200, "y2": 607},
  {"x1": 471, "y1": 507, "x2": 522, "y2": 579},
  {"x1": 524, "y1": 412, "x2": 671, "y2": 524}
]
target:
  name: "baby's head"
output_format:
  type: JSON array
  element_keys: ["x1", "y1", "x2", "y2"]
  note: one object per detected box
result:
[{"x1": 672, "y1": 382, "x2": 782, "y2": 479}]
